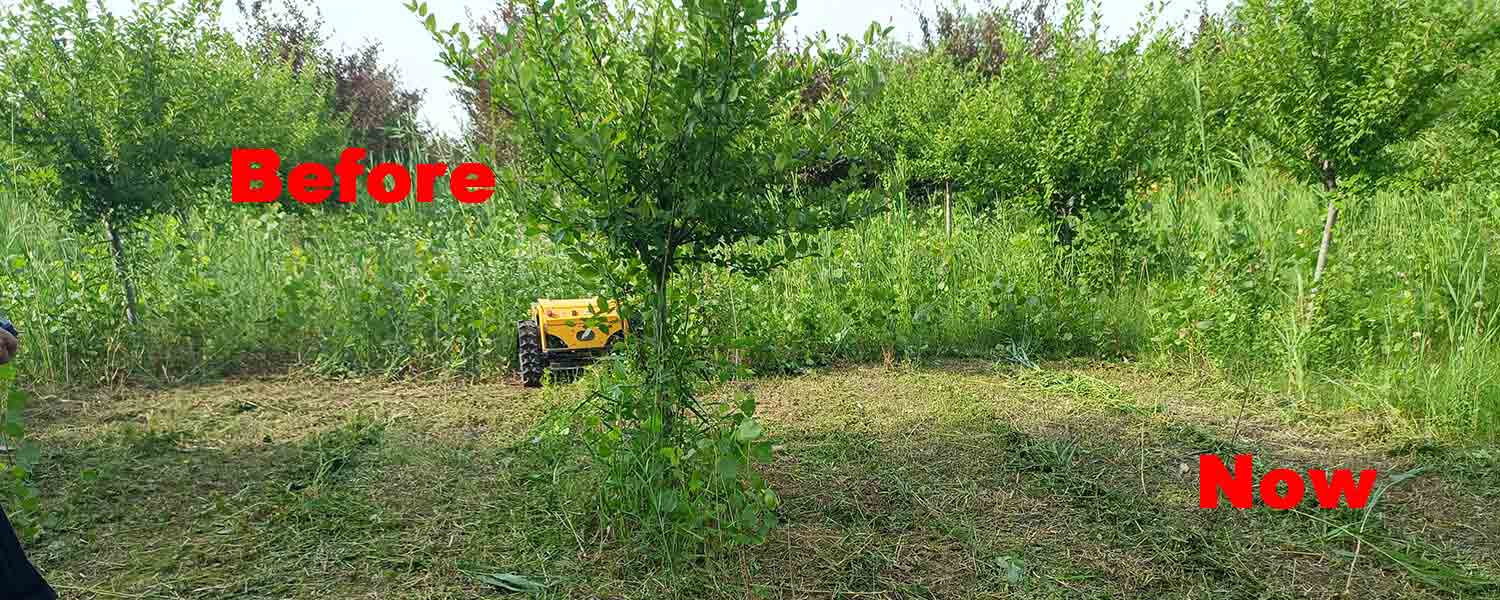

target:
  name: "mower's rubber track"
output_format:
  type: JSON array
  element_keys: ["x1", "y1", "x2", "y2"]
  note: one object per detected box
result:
[{"x1": 517, "y1": 320, "x2": 545, "y2": 387}]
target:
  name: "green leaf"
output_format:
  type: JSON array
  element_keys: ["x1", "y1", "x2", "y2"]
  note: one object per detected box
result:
[
  {"x1": 736, "y1": 390, "x2": 756, "y2": 417},
  {"x1": 466, "y1": 571, "x2": 545, "y2": 593},
  {"x1": 657, "y1": 446, "x2": 678, "y2": 464},
  {"x1": 751, "y1": 441, "x2": 773, "y2": 463},
  {"x1": 762, "y1": 488, "x2": 780, "y2": 509},
  {"x1": 6, "y1": 389, "x2": 25, "y2": 413},
  {"x1": 734, "y1": 416, "x2": 764, "y2": 443},
  {"x1": 716, "y1": 453, "x2": 742, "y2": 480},
  {"x1": 996, "y1": 556, "x2": 1025, "y2": 585},
  {"x1": 655, "y1": 489, "x2": 679, "y2": 512},
  {"x1": 15, "y1": 443, "x2": 40, "y2": 468}
]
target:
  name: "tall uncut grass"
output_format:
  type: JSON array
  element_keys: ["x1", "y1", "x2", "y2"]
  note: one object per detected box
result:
[
  {"x1": 0, "y1": 145, "x2": 581, "y2": 385},
  {"x1": 2, "y1": 159, "x2": 1496, "y2": 438}
]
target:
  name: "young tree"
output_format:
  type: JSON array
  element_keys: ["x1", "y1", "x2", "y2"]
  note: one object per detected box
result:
[
  {"x1": 1217, "y1": 0, "x2": 1500, "y2": 281},
  {"x1": 0, "y1": 0, "x2": 341, "y2": 324},
  {"x1": 420, "y1": 0, "x2": 882, "y2": 543}
]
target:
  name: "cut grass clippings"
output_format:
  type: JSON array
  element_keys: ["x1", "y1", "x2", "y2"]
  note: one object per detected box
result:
[{"x1": 16, "y1": 361, "x2": 1499, "y2": 599}]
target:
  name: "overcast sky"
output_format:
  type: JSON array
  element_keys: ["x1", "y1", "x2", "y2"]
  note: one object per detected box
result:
[{"x1": 68, "y1": 0, "x2": 1226, "y2": 133}]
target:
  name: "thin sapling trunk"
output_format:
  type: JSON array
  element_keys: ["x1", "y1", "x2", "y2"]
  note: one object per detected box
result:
[{"x1": 105, "y1": 218, "x2": 141, "y2": 325}]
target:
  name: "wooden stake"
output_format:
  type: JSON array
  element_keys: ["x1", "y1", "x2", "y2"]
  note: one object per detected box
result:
[
  {"x1": 1313, "y1": 160, "x2": 1338, "y2": 284},
  {"x1": 944, "y1": 181, "x2": 952, "y2": 238},
  {"x1": 1313, "y1": 200, "x2": 1337, "y2": 283}
]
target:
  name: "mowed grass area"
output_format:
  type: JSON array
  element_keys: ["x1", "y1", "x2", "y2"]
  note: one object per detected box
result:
[{"x1": 19, "y1": 361, "x2": 1500, "y2": 599}]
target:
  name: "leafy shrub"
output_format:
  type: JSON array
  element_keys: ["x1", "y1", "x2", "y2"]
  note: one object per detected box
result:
[
  {"x1": 0, "y1": 364, "x2": 41, "y2": 540},
  {"x1": 558, "y1": 360, "x2": 779, "y2": 554}
]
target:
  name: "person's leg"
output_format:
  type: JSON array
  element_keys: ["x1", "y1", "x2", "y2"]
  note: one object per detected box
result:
[{"x1": 0, "y1": 506, "x2": 54, "y2": 600}]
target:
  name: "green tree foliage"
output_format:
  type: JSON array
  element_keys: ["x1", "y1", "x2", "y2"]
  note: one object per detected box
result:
[
  {"x1": 844, "y1": 54, "x2": 971, "y2": 197},
  {"x1": 855, "y1": 0, "x2": 1190, "y2": 233},
  {"x1": 1216, "y1": 0, "x2": 1500, "y2": 192},
  {"x1": 1211, "y1": 0, "x2": 1500, "y2": 281},
  {"x1": 0, "y1": 0, "x2": 341, "y2": 323},
  {"x1": 420, "y1": 0, "x2": 882, "y2": 548},
  {"x1": 1401, "y1": 42, "x2": 1500, "y2": 189}
]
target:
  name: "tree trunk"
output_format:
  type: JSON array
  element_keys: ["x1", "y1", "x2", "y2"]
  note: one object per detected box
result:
[
  {"x1": 652, "y1": 260, "x2": 673, "y2": 436},
  {"x1": 105, "y1": 218, "x2": 141, "y2": 326},
  {"x1": 1312, "y1": 161, "x2": 1338, "y2": 284}
]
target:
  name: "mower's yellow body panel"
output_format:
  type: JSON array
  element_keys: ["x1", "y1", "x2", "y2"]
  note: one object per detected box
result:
[{"x1": 528, "y1": 298, "x2": 626, "y2": 352}]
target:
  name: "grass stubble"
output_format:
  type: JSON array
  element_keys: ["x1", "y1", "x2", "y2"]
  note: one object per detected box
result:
[{"x1": 17, "y1": 360, "x2": 1498, "y2": 599}]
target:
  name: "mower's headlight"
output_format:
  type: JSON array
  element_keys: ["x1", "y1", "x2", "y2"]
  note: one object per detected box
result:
[{"x1": 577, "y1": 328, "x2": 597, "y2": 342}]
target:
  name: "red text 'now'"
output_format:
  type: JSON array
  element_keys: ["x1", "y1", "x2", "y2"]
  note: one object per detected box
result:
[{"x1": 1198, "y1": 454, "x2": 1378, "y2": 510}]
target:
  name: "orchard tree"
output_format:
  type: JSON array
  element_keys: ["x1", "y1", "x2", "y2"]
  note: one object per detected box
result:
[
  {"x1": 420, "y1": 0, "x2": 882, "y2": 546},
  {"x1": 1217, "y1": 0, "x2": 1500, "y2": 281},
  {"x1": 0, "y1": 0, "x2": 341, "y2": 324}
]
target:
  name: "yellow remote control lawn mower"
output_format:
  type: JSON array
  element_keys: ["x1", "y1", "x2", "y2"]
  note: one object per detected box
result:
[{"x1": 517, "y1": 298, "x2": 627, "y2": 387}]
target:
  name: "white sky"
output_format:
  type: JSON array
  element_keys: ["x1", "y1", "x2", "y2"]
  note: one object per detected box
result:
[{"x1": 67, "y1": 0, "x2": 1226, "y2": 133}]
